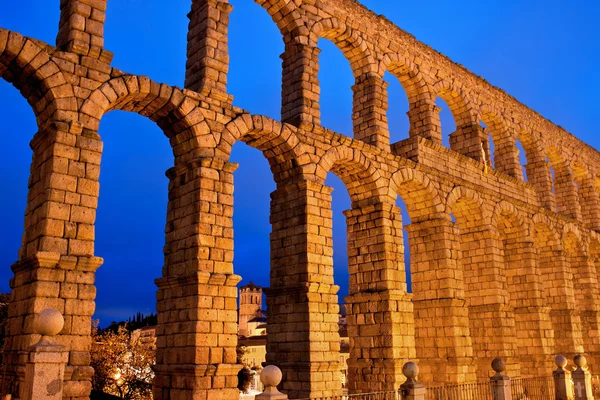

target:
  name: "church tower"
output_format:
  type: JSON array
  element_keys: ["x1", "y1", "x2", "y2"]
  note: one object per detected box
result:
[{"x1": 238, "y1": 282, "x2": 262, "y2": 337}]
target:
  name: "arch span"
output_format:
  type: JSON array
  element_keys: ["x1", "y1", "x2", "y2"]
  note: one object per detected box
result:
[{"x1": 0, "y1": 29, "x2": 74, "y2": 123}]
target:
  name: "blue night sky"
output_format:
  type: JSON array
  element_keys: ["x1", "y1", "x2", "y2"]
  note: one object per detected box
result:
[{"x1": 0, "y1": 1, "x2": 598, "y2": 325}]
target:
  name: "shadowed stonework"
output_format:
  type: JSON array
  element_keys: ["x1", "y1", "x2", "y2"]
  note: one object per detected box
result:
[{"x1": 1, "y1": 0, "x2": 600, "y2": 399}]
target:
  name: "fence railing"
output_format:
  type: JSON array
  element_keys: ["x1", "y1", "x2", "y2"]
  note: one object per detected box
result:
[
  {"x1": 510, "y1": 376, "x2": 554, "y2": 400},
  {"x1": 298, "y1": 392, "x2": 399, "y2": 400},
  {"x1": 424, "y1": 381, "x2": 493, "y2": 400},
  {"x1": 254, "y1": 354, "x2": 596, "y2": 400}
]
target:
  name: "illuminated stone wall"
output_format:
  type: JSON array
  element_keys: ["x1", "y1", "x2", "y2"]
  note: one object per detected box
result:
[{"x1": 2, "y1": 0, "x2": 600, "y2": 398}]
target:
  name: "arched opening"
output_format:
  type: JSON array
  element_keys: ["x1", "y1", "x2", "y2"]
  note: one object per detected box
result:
[
  {"x1": 229, "y1": 1, "x2": 283, "y2": 120},
  {"x1": 383, "y1": 71, "x2": 410, "y2": 145},
  {"x1": 436, "y1": 97, "x2": 455, "y2": 149},
  {"x1": 547, "y1": 148, "x2": 580, "y2": 219},
  {"x1": 104, "y1": 2, "x2": 188, "y2": 86},
  {"x1": 318, "y1": 39, "x2": 354, "y2": 136},
  {"x1": 0, "y1": 80, "x2": 35, "y2": 293},
  {"x1": 516, "y1": 138, "x2": 528, "y2": 182},
  {"x1": 573, "y1": 162, "x2": 600, "y2": 230},
  {"x1": 231, "y1": 142, "x2": 272, "y2": 289},
  {"x1": 396, "y1": 196, "x2": 412, "y2": 292},
  {"x1": 481, "y1": 121, "x2": 494, "y2": 169},
  {"x1": 94, "y1": 112, "x2": 171, "y2": 326}
]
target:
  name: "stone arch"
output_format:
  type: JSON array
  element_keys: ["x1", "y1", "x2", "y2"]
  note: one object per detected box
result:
[
  {"x1": 80, "y1": 76, "x2": 213, "y2": 163},
  {"x1": 382, "y1": 53, "x2": 434, "y2": 143},
  {"x1": 492, "y1": 201, "x2": 554, "y2": 376},
  {"x1": 219, "y1": 113, "x2": 307, "y2": 184},
  {"x1": 389, "y1": 168, "x2": 444, "y2": 223},
  {"x1": 433, "y1": 79, "x2": 477, "y2": 128},
  {"x1": 382, "y1": 53, "x2": 428, "y2": 103},
  {"x1": 547, "y1": 145, "x2": 581, "y2": 219},
  {"x1": 316, "y1": 145, "x2": 385, "y2": 205},
  {"x1": 491, "y1": 200, "x2": 529, "y2": 238},
  {"x1": 572, "y1": 161, "x2": 600, "y2": 230},
  {"x1": 309, "y1": 18, "x2": 378, "y2": 76},
  {"x1": 0, "y1": 29, "x2": 74, "y2": 123},
  {"x1": 479, "y1": 105, "x2": 521, "y2": 178},
  {"x1": 445, "y1": 186, "x2": 486, "y2": 231},
  {"x1": 446, "y1": 187, "x2": 518, "y2": 379},
  {"x1": 254, "y1": 0, "x2": 304, "y2": 40}
]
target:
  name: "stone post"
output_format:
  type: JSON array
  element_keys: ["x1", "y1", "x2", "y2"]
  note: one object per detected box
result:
[
  {"x1": 23, "y1": 309, "x2": 68, "y2": 400},
  {"x1": 185, "y1": 0, "x2": 233, "y2": 101},
  {"x1": 267, "y1": 180, "x2": 342, "y2": 399},
  {"x1": 490, "y1": 358, "x2": 512, "y2": 400},
  {"x1": 344, "y1": 203, "x2": 415, "y2": 393},
  {"x1": 352, "y1": 72, "x2": 390, "y2": 151},
  {"x1": 255, "y1": 366, "x2": 288, "y2": 400},
  {"x1": 400, "y1": 362, "x2": 426, "y2": 400},
  {"x1": 406, "y1": 100, "x2": 442, "y2": 145},
  {"x1": 572, "y1": 355, "x2": 594, "y2": 400},
  {"x1": 553, "y1": 355, "x2": 574, "y2": 400},
  {"x1": 281, "y1": 42, "x2": 321, "y2": 129},
  {"x1": 449, "y1": 123, "x2": 487, "y2": 163}
]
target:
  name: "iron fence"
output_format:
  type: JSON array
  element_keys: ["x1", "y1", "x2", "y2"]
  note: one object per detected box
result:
[
  {"x1": 298, "y1": 391, "x2": 399, "y2": 400},
  {"x1": 424, "y1": 381, "x2": 493, "y2": 400},
  {"x1": 510, "y1": 376, "x2": 554, "y2": 400}
]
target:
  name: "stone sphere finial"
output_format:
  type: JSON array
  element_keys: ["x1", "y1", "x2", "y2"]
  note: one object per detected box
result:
[
  {"x1": 402, "y1": 362, "x2": 419, "y2": 379},
  {"x1": 555, "y1": 355, "x2": 568, "y2": 368},
  {"x1": 260, "y1": 365, "x2": 283, "y2": 388},
  {"x1": 34, "y1": 308, "x2": 64, "y2": 337},
  {"x1": 491, "y1": 358, "x2": 506, "y2": 373},
  {"x1": 574, "y1": 354, "x2": 587, "y2": 369}
]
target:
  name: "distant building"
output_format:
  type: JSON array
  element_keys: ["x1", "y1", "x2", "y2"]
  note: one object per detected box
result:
[
  {"x1": 238, "y1": 282, "x2": 266, "y2": 337},
  {"x1": 131, "y1": 325, "x2": 156, "y2": 351},
  {"x1": 237, "y1": 282, "x2": 349, "y2": 386}
]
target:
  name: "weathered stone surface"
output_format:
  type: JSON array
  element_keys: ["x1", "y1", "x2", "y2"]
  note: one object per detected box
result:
[{"x1": 2, "y1": 0, "x2": 600, "y2": 399}]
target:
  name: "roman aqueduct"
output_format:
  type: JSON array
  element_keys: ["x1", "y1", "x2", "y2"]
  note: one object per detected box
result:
[{"x1": 1, "y1": 0, "x2": 600, "y2": 399}]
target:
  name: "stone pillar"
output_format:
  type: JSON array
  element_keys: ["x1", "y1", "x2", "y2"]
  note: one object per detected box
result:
[
  {"x1": 344, "y1": 203, "x2": 414, "y2": 393},
  {"x1": 185, "y1": 0, "x2": 233, "y2": 101},
  {"x1": 256, "y1": 366, "x2": 288, "y2": 400},
  {"x1": 555, "y1": 168, "x2": 582, "y2": 221},
  {"x1": 502, "y1": 238, "x2": 555, "y2": 376},
  {"x1": 406, "y1": 100, "x2": 442, "y2": 145},
  {"x1": 568, "y1": 250, "x2": 600, "y2": 369},
  {"x1": 352, "y1": 73, "x2": 390, "y2": 151},
  {"x1": 23, "y1": 309, "x2": 68, "y2": 400},
  {"x1": 553, "y1": 355, "x2": 575, "y2": 400},
  {"x1": 460, "y1": 228, "x2": 519, "y2": 379},
  {"x1": 525, "y1": 158, "x2": 555, "y2": 211},
  {"x1": 56, "y1": 0, "x2": 112, "y2": 61},
  {"x1": 399, "y1": 362, "x2": 426, "y2": 400},
  {"x1": 153, "y1": 158, "x2": 241, "y2": 400},
  {"x1": 449, "y1": 123, "x2": 487, "y2": 163},
  {"x1": 572, "y1": 355, "x2": 594, "y2": 400},
  {"x1": 281, "y1": 42, "x2": 321, "y2": 129},
  {"x1": 490, "y1": 358, "x2": 512, "y2": 400},
  {"x1": 267, "y1": 180, "x2": 342, "y2": 399},
  {"x1": 538, "y1": 249, "x2": 584, "y2": 358},
  {"x1": 4, "y1": 121, "x2": 104, "y2": 400},
  {"x1": 494, "y1": 136, "x2": 523, "y2": 179},
  {"x1": 405, "y1": 218, "x2": 475, "y2": 384},
  {"x1": 578, "y1": 177, "x2": 600, "y2": 231}
]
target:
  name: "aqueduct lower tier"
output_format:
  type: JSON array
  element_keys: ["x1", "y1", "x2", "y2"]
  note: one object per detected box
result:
[{"x1": 2, "y1": 0, "x2": 600, "y2": 399}]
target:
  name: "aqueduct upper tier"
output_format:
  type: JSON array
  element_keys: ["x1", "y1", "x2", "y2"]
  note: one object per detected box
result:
[{"x1": 1, "y1": 0, "x2": 600, "y2": 399}]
